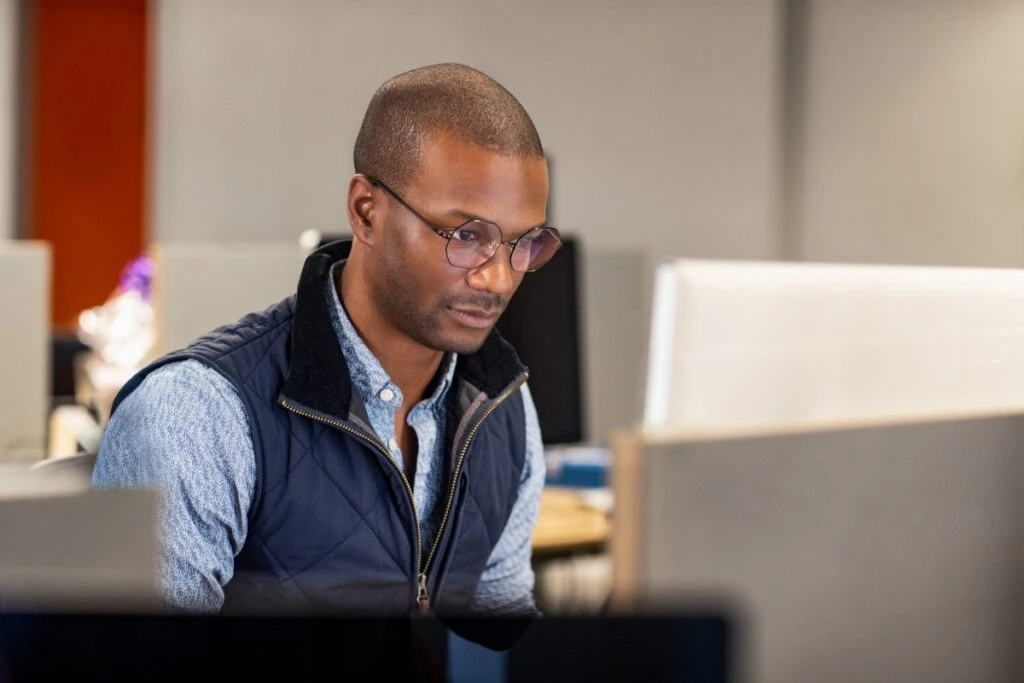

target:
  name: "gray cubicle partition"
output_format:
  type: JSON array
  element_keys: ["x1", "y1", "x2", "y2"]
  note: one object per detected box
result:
[
  {"x1": 580, "y1": 246, "x2": 653, "y2": 444},
  {"x1": 0, "y1": 242, "x2": 50, "y2": 461},
  {"x1": 151, "y1": 242, "x2": 307, "y2": 354},
  {"x1": 613, "y1": 413, "x2": 1024, "y2": 683},
  {"x1": 0, "y1": 483, "x2": 159, "y2": 611}
]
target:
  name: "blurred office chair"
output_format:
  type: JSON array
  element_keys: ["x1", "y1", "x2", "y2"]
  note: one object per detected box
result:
[{"x1": 30, "y1": 452, "x2": 98, "y2": 489}]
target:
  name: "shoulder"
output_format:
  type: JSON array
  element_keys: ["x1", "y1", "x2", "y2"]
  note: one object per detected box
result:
[
  {"x1": 97, "y1": 359, "x2": 255, "y2": 497},
  {"x1": 101, "y1": 359, "x2": 252, "y2": 475},
  {"x1": 118, "y1": 359, "x2": 246, "y2": 417}
]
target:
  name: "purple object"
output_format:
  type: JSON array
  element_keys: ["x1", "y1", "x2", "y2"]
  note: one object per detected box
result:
[{"x1": 117, "y1": 255, "x2": 155, "y2": 301}]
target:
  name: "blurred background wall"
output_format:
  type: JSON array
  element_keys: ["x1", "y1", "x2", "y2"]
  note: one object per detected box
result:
[
  {"x1": 148, "y1": 0, "x2": 1024, "y2": 267},
  {"x1": 794, "y1": 0, "x2": 1024, "y2": 267},
  {"x1": 5, "y1": 0, "x2": 1024, "y2": 314},
  {"x1": 3, "y1": 0, "x2": 1024, "y2": 441},
  {"x1": 152, "y1": 0, "x2": 783, "y2": 260}
]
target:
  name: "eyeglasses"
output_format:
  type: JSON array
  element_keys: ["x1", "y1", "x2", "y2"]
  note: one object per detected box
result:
[{"x1": 366, "y1": 176, "x2": 563, "y2": 273}]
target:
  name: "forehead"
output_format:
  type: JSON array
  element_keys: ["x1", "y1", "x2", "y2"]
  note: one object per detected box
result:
[{"x1": 408, "y1": 134, "x2": 549, "y2": 232}]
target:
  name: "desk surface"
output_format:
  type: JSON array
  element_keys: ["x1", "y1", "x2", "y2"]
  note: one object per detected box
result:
[{"x1": 532, "y1": 488, "x2": 611, "y2": 554}]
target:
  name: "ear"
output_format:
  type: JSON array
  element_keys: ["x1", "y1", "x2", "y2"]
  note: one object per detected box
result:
[{"x1": 347, "y1": 174, "x2": 379, "y2": 246}]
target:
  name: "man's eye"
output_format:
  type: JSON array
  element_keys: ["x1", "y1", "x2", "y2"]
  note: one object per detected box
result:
[{"x1": 453, "y1": 228, "x2": 480, "y2": 242}]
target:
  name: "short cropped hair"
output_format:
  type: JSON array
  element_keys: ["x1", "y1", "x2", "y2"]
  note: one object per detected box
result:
[{"x1": 353, "y1": 63, "x2": 544, "y2": 189}]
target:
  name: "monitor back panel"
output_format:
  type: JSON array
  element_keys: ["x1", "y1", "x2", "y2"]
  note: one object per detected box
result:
[
  {"x1": 614, "y1": 414, "x2": 1024, "y2": 683},
  {"x1": 645, "y1": 259, "x2": 1024, "y2": 431}
]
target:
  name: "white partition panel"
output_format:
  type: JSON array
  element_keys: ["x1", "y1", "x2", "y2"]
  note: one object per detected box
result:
[
  {"x1": 0, "y1": 241, "x2": 50, "y2": 460},
  {"x1": 645, "y1": 259, "x2": 1024, "y2": 431},
  {"x1": 581, "y1": 246, "x2": 653, "y2": 443},
  {"x1": 151, "y1": 242, "x2": 306, "y2": 354}
]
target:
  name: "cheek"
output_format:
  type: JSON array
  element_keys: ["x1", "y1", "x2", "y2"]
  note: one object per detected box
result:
[
  {"x1": 385, "y1": 231, "x2": 476, "y2": 309},
  {"x1": 400, "y1": 258, "x2": 459, "y2": 309}
]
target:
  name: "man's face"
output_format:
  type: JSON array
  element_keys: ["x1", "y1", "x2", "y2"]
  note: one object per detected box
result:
[{"x1": 369, "y1": 135, "x2": 549, "y2": 355}]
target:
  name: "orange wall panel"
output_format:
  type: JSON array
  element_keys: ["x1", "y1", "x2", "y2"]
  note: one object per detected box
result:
[{"x1": 26, "y1": 0, "x2": 148, "y2": 328}]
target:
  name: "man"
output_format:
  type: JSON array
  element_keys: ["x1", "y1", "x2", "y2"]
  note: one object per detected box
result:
[{"x1": 94, "y1": 64, "x2": 560, "y2": 641}]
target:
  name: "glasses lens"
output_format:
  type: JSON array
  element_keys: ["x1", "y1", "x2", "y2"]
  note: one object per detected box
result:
[
  {"x1": 445, "y1": 221, "x2": 502, "y2": 268},
  {"x1": 510, "y1": 228, "x2": 562, "y2": 272}
]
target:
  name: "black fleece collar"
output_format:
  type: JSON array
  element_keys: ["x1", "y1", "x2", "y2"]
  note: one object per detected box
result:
[{"x1": 280, "y1": 240, "x2": 527, "y2": 422}]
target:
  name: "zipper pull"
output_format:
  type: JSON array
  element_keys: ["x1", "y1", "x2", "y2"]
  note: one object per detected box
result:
[{"x1": 417, "y1": 572, "x2": 431, "y2": 614}]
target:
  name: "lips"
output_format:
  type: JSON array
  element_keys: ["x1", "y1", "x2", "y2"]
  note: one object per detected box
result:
[{"x1": 448, "y1": 305, "x2": 501, "y2": 330}]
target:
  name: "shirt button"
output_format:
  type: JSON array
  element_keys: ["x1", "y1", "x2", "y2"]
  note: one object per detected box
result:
[
  {"x1": 379, "y1": 388, "x2": 395, "y2": 402},
  {"x1": 388, "y1": 438, "x2": 399, "y2": 451}
]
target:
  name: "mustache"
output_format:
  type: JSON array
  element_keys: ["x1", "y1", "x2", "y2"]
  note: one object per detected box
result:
[{"x1": 442, "y1": 294, "x2": 506, "y2": 314}]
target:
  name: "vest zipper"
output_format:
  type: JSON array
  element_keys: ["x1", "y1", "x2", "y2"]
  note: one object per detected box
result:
[
  {"x1": 277, "y1": 397, "x2": 423, "y2": 611},
  {"x1": 419, "y1": 373, "x2": 529, "y2": 602},
  {"x1": 279, "y1": 371, "x2": 527, "y2": 614},
  {"x1": 417, "y1": 572, "x2": 430, "y2": 614}
]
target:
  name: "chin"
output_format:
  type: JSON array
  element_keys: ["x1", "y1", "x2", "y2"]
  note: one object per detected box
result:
[
  {"x1": 405, "y1": 313, "x2": 495, "y2": 355},
  {"x1": 431, "y1": 327, "x2": 491, "y2": 355},
  {"x1": 441, "y1": 336, "x2": 489, "y2": 356}
]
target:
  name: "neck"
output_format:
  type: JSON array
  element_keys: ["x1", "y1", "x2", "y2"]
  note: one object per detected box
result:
[{"x1": 338, "y1": 263, "x2": 444, "y2": 405}]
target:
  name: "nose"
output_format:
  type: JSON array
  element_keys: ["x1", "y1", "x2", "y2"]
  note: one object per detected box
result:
[{"x1": 466, "y1": 246, "x2": 518, "y2": 297}]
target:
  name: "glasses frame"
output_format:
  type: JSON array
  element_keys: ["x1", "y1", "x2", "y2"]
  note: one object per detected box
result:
[{"x1": 365, "y1": 175, "x2": 562, "y2": 273}]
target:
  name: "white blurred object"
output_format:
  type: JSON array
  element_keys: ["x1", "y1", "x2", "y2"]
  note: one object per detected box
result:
[
  {"x1": 645, "y1": 259, "x2": 1024, "y2": 432},
  {"x1": 298, "y1": 229, "x2": 322, "y2": 253},
  {"x1": 578, "y1": 488, "x2": 614, "y2": 515},
  {"x1": 76, "y1": 256, "x2": 156, "y2": 411},
  {"x1": 78, "y1": 290, "x2": 155, "y2": 369}
]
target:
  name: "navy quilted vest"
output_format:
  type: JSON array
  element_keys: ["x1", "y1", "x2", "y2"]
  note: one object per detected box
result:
[{"x1": 112, "y1": 241, "x2": 530, "y2": 619}]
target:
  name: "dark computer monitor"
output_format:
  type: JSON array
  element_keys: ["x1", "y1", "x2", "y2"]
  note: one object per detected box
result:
[
  {"x1": 495, "y1": 238, "x2": 583, "y2": 444},
  {"x1": 0, "y1": 613, "x2": 734, "y2": 682},
  {"x1": 315, "y1": 235, "x2": 584, "y2": 445}
]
